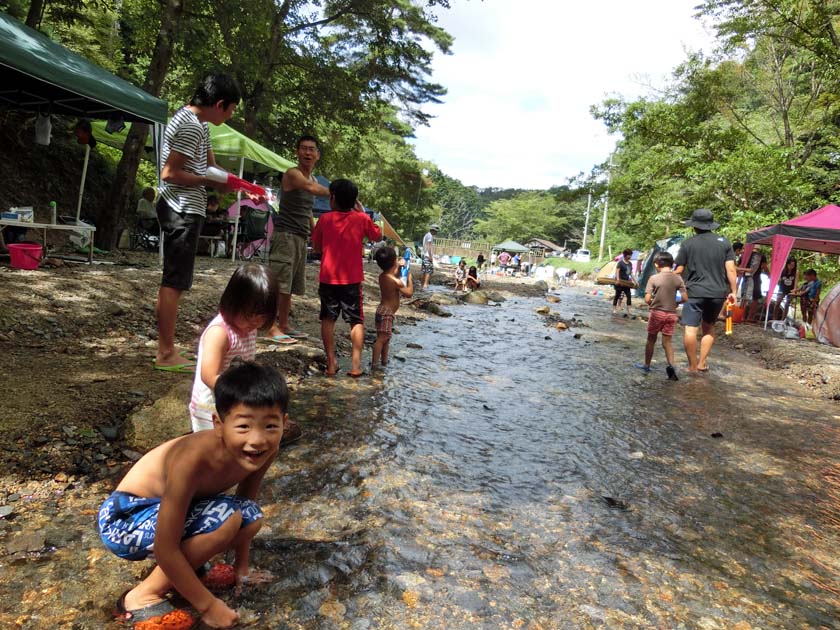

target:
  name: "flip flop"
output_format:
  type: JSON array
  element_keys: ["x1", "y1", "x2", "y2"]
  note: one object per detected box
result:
[
  {"x1": 284, "y1": 329, "x2": 309, "y2": 339},
  {"x1": 178, "y1": 349, "x2": 197, "y2": 361},
  {"x1": 114, "y1": 590, "x2": 186, "y2": 625},
  {"x1": 153, "y1": 362, "x2": 195, "y2": 373},
  {"x1": 262, "y1": 334, "x2": 298, "y2": 345}
]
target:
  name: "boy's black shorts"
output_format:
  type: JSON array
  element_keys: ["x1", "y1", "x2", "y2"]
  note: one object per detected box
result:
[
  {"x1": 157, "y1": 198, "x2": 204, "y2": 291},
  {"x1": 318, "y1": 282, "x2": 364, "y2": 325}
]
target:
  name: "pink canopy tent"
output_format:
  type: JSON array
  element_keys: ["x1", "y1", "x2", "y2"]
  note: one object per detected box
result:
[{"x1": 743, "y1": 204, "x2": 840, "y2": 326}]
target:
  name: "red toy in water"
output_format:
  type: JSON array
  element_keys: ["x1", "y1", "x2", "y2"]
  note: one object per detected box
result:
[
  {"x1": 206, "y1": 166, "x2": 266, "y2": 197},
  {"x1": 201, "y1": 562, "x2": 237, "y2": 591}
]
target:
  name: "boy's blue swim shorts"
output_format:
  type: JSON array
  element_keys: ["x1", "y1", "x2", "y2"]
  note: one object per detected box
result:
[{"x1": 97, "y1": 491, "x2": 263, "y2": 560}]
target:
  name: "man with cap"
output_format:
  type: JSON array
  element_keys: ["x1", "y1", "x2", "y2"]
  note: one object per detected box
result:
[
  {"x1": 421, "y1": 224, "x2": 439, "y2": 289},
  {"x1": 674, "y1": 209, "x2": 738, "y2": 373}
]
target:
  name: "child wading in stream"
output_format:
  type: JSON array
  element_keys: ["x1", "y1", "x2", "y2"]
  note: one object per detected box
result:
[
  {"x1": 372, "y1": 245, "x2": 414, "y2": 370},
  {"x1": 636, "y1": 251, "x2": 687, "y2": 380},
  {"x1": 98, "y1": 362, "x2": 288, "y2": 629},
  {"x1": 310, "y1": 178, "x2": 382, "y2": 376}
]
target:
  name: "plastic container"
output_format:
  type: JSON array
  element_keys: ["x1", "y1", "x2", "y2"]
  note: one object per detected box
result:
[{"x1": 8, "y1": 242, "x2": 43, "y2": 270}]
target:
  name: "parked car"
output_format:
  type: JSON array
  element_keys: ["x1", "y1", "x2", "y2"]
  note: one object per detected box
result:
[{"x1": 572, "y1": 248, "x2": 591, "y2": 262}]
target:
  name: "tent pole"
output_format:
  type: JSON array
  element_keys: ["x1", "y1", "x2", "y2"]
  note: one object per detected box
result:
[
  {"x1": 154, "y1": 123, "x2": 164, "y2": 267},
  {"x1": 76, "y1": 144, "x2": 90, "y2": 222},
  {"x1": 230, "y1": 156, "x2": 245, "y2": 261}
]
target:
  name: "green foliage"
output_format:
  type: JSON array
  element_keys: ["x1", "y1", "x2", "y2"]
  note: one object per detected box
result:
[{"x1": 474, "y1": 192, "x2": 571, "y2": 244}]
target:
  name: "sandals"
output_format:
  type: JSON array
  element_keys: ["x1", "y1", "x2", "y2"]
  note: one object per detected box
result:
[
  {"x1": 262, "y1": 334, "x2": 298, "y2": 346},
  {"x1": 115, "y1": 591, "x2": 194, "y2": 628}
]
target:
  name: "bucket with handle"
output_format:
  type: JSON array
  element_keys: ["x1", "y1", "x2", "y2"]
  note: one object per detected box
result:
[{"x1": 7, "y1": 242, "x2": 43, "y2": 270}]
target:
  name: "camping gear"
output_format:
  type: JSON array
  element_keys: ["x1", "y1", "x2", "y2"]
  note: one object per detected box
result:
[
  {"x1": 7, "y1": 242, "x2": 42, "y2": 270},
  {"x1": 595, "y1": 260, "x2": 637, "y2": 287},
  {"x1": 744, "y1": 204, "x2": 840, "y2": 328},
  {"x1": 812, "y1": 281, "x2": 840, "y2": 348},
  {"x1": 635, "y1": 235, "x2": 684, "y2": 297}
]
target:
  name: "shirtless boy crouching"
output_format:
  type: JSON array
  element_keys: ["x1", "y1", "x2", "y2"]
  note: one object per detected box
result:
[
  {"x1": 372, "y1": 246, "x2": 414, "y2": 370},
  {"x1": 98, "y1": 362, "x2": 288, "y2": 628}
]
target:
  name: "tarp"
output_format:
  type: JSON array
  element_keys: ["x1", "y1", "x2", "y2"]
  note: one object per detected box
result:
[
  {"x1": 91, "y1": 120, "x2": 295, "y2": 174},
  {"x1": 745, "y1": 204, "x2": 840, "y2": 326},
  {"x1": 813, "y1": 281, "x2": 840, "y2": 348},
  {"x1": 635, "y1": 235, "x2": 684, "y2": 297},
  {"x1": 0, "y1": 14, "x2": 167, "y2": 123},
  {"x1": 492, "y1": 239, "x2": 529, "y2": 253}
]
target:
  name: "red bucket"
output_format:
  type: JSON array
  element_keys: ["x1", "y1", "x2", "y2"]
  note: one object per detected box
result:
[{"x1": 7, "y1": 242, "x2": 43, "y2": 270}]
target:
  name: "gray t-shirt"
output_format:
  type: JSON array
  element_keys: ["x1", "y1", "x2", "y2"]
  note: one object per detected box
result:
[
  {"x1": 274, "y1": 173, "x2": 315, "y2": 237},
  {"x1": 646, "y1": 271, "x2": 686, "y2": 313},
  {"x1": 674, "y1": 231, "x2": 735, "y2": 299}
]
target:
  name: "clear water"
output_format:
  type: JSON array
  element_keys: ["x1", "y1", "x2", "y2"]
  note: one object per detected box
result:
[{"x1": 2, "y1": 289, "x2": 838, "y2": 629}]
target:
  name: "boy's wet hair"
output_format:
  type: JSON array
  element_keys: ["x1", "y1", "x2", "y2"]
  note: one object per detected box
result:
[
  {"x1": 215, "y1": 362, "x2": 289, "y2": 418},
  {"x1": 297, "y1": 135, "x2": 319, "y2": 150},
  {"x1": 207, "y1": 194, "x2": 219, "y2": 206},
  {"x1": 733, "y1": 241, "x2": 744, "y2": 251},
  {"x1": 804, "y1": 268, "x2": 817, "y2": 276},
  {"x1": 329, "y1": 178, "x2": 359, "y2": 211},
  {"x1": 375, "y1": 245, "x2": 397, "y2": 271},
  {"x1": 190, "y1": 72, "x2": 241, "y2": 108},
  {"x1": 623, "y1": 248, "x2": 633, "y2": 257},
  {"x1": 654, "y1": 251, "x2": 674, "y2": 268},
  {"x1": 219, "y1": 264, "x2": 279, "y2": 328}
]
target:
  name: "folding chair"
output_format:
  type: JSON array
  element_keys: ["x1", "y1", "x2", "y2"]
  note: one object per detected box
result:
[
  {"x1": 236, "y1": 209, "x2": 270, "y2": 262},
  {"x1": 131, "y1": 218, "x2": 160, "y2": 252}
]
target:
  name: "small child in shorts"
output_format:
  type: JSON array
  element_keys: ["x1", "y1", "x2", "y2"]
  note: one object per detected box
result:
[
  {"x1": 372, "y1": 246, "x2": 414, "y2": 370},
  {"x1": 454, "y1": 259, "x2": 467, "y2": 291},
  {"x1": 637, "y1": 251, "x2": 687, "y2": 380},
  {"x1": 310, "y1": 178, "x2": 382, "y2": 376},
  {"x1": 98, "y1": 362, "x2": 288, "y2": 629}
]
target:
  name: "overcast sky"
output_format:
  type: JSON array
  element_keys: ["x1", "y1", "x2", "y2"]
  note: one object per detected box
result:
[{"x1": 412, "y1": 0, "x2": 717, "y2": 190}]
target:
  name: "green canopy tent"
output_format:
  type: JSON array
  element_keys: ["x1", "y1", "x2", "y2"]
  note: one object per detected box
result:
[
  {"x1": 92, "y1": 120, "x2": 295, "y2": 260},
  {"x1": 491, "y1": 239, "x2": 529, "y2": 253},
  {"x1": 91, "y1": 120, "x2": 295, "y2": 175},
  {"x1": 0, "y1": 14, "x2": 168, "y2": 223}
]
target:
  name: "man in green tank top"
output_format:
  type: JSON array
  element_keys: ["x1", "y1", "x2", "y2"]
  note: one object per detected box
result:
[{"x1": 267, "y1": 135, "x2": 330, "y2": 343}]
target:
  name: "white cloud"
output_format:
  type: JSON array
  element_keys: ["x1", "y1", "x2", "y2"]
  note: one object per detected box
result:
[{"x1": 412, "y1": 0, "x2": 716, "y2": 189}]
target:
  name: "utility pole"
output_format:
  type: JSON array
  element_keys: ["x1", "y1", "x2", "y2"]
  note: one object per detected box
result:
[
  {"x1": 597, "y1": 154, "x2": 613, "y2": 261},
  {"x1": 582, "y1": 189, "x2": 592, "y2": 250}
]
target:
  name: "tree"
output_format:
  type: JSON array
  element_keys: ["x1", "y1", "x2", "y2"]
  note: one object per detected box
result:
[
  {"x1": 98, "y1": 0, "x2": 184, "y2": 249},
  {"x1": 473, "y1": 192, "x2": 569, "y2": 244}
]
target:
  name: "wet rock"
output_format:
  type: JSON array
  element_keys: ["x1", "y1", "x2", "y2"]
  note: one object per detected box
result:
[
  {"x1": 534, "y1": 280, "x2": 548, "y2": 292},
  {"x1": 544, "y1": 335, "x2": 551, "y2": 340},
  {"x1": 105, "y1": 303, "x2": 125, "y2": 316},
  {"x1": 124, "y1": 379, "x2": 192, "y2": 451},
  {"x1": 628, "y1": 451, "x2": 644, "y2": 459},
  {"x1": 710, "y1": 432, "x2": 724, "y2": 438},
  {"x1": 546, "y1": 295, "x2": 561, "y2": 303},
  {"x1": 601, "y1": 496, "x2": 629, "y2": 510},
  {"x1": 461, "y1": 291, "x2": 489, "y2": 305},
  {"x1": 99, "y1": 426, "x2": 118, "y2": 441},
  {"x1": 7, "y1": 530, "x2": 45, "y2": 553},
  {"x1": 0, "y1": 505, "x2": 14, "y2": 518},
  {"x1": 573, "y1": 333, "x2": 583, "y2": 339},
  {"x1": 429, "y1": 293, "x2": 459, "y2": 306},
  {"x1": 54, "y1": 472, "x2": 68, "y2": 483},
  {"x1": 406, "y1": 343, "x2": 423, "y2": 349},
  {"x1": 122, "y1": 449, "x2": 144, "y2": 461},
  {"x1": 535, "y1": 306, "x2": 550, "y2": 315},
  {"x1": 7, "y1": 493, "x2": 19, "y2": 502},
  {"x1": 556, "y1": 322, "x2": 568, "y2": 331}
]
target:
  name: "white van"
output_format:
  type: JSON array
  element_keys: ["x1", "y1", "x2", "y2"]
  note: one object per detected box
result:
[{"x1": 572, "y1": 249, "x2": 591, "y2": 262}]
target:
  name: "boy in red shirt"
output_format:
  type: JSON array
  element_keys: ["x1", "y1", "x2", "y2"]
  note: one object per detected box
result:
[{"x1": 311, "y1": 179, "x2": 382, "y2": 376}]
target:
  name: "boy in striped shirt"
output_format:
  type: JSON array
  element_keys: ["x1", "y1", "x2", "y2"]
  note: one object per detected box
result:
[{"x1": 154, "y1": 73, "x2": 241, "y2": 371}]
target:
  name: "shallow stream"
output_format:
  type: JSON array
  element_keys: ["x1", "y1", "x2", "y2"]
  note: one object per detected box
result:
[{"x1": 2, "y1": 288, "x2": 838, "y2": 629}]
